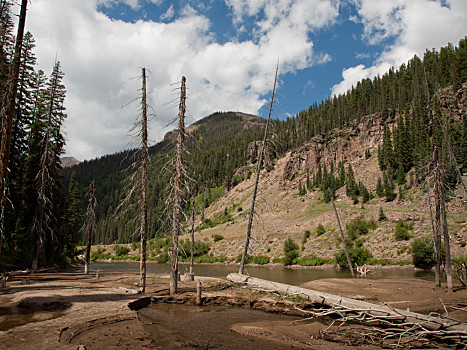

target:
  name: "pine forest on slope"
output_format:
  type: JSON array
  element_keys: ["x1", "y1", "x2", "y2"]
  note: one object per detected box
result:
[{"x1": 0, "y1": 0, "x2": 466, "y2": 272}]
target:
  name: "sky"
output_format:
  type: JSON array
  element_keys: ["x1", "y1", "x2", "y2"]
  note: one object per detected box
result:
[{"x1": 21, "y1": 0, "x2": 467, "y2": 161}]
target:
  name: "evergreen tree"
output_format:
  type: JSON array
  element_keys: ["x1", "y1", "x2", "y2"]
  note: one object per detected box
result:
[
  {"x1": 376, "y1": 177, "x2": 384, "y2": 197},
  {"x1": 63, "y1": 172, "x2": 81, "y2": 259}
]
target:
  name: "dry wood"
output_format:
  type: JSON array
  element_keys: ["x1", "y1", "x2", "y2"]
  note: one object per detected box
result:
[
  {"x1": 226, "y1": 273, "x2": 467, "y2": 334},
  {"x1": 139, "y1": 67, "x2": 148, "y2": 293},
  {"x1": 330, "y1": 189, "x2": 354, "y2": 278},
  {"x1": 239, "y1": 62, "x2": 278, "y2": 274},
  {"x1": 170, "y1": 76, "x2": 186, "y2": 295},
  {"x1": 190, "y1": 196, "x2": 195, "y2": 276}
]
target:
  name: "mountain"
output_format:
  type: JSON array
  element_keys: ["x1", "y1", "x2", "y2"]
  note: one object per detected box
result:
[
  {"x1": 61, "y1": 156, "x2": 81, "y2": 167},
  {"x1": 64, "y1": 38, "x2": 467, "y2": 264}
]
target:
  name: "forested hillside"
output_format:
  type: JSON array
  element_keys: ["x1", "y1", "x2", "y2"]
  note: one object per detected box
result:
[
  {"x1": 63, "y1": 37, "x2": 467, "y2": 248},
  {"x1": 62, "y1": 112, "x2": 266, "y2": 244}
]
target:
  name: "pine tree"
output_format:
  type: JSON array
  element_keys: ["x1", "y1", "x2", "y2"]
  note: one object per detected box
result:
[
  {"x1": 376, "y1": 177, "x2": 384, "y2": 197},
  {"x1": 64, "y1": 172, "x2": 81, "y2": 259}
]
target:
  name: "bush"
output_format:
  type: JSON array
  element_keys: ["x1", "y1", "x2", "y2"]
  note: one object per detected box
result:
[
  {"x1": 272, "y1": 257, "x2": 284, "y2": 264},
  {"x1": 252, "y1": 256, "x2": 270, "y2": 265},
  {"x1": 155, "y1": 253, "x2": 169, "y2": 262},
  {"x1": 212, "y1": 234, "x2": 224, "y2": 242},
  {"x1": 179, "y1": 240, "x2": 210, "y2": 258},
  {"x1": 378, "y1": 206, "x2": 387, "y2": 221},
  {"x1": 394, "y1": 220, "x2": 413, "y2": 241},
  {"x1": 283, "y1": 238, "x2": 299, "y2": 266},
  {"x1": 114, "y1": 245, "x2": 130, "y2": 257},
  {"x1": 315, "y1": 224, "x2": 326, "y2": 236},
  {"x1": 411, "y1": 236, "x2": 434, "y2": 269},
  {"x1": 302, "y1": 230, "x2": 311, "y2": 245},
  {"x1": 335, "y1": 247, "x2": 373, "y2": 267},
  {"x1": 346, "y1": 217, "x2": 377, "y2": 241},
  {"x1": 297, "y1": 256, "x2": 327, "y2": 266},
  {"x1": 236, "y1": 253, "x2": 252, "y2": 264}
]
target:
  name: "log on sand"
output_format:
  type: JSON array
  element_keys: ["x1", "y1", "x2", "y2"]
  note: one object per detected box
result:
[{"x1": 227, "y1": 273, "x2": 467, "y2": 333}]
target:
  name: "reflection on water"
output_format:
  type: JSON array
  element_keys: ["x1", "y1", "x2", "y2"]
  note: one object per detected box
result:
[{"x1": 78, "y1": 261, "x2": 434, "y2": 286}]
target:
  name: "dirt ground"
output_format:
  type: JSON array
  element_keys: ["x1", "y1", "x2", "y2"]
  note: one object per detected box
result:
[{"x1": 0, "y1": 268, "x2": 466, "y2": 349}]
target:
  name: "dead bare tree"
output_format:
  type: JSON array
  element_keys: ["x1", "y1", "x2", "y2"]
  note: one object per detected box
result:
[
  {"x1": 189, "y1": 195, "x2": 195, "y2": 279},
  {"x1": 170, "y1": 76, "x2": 186, "y2": 295},
  {"x1": 139, "y1": 67, "x2": 149, "y2": 293},
  {"x1": 424, "y1": 69, "x2": 443, "y2": 288},
  {"x1": 239, "y1": 62, "x2": 278, "y2": 275},
  {"x1": 330, "y1": 189, "x2": 354, "y2": 278},
  {"x1": 0, "y1": 0, "x2": 28, "y2": 253},
  {"x1": 84, "y1": 180, "x2": 96, "y2": 275}
]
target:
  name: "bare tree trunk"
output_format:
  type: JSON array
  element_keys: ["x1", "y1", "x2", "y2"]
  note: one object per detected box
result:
[
  {"x1": 239, "y1": 62, "x2": 278, "y2": 275},
  {"x1": 190, "y1": 196, "x2": 195, "y2": 276},
  {"x1": 433, "y1": 148, "x2": 442, "y2": 288},
  {"x1": 0, "y1": 0, "x2": 28, "y2": 253},
  {"x1": 330, "y1": 190, "x2": 354, "y2": 277},
  {"x1": 139, "y1": 68, "x2": 148, "y2": 293},
  {"x1": 424, "y1": 69, "x2": 442, "y2": 288},
  {"x1": 170, "y1": 76, "x2": 186, "y2": 295},
  {"x1": 84, "y1": 180, "x2": 96, "y2": 275}
]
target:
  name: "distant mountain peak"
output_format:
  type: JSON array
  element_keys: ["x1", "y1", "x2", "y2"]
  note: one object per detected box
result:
[{"x1": 61, "y1": 156, "x2": 81, "y2": 167}]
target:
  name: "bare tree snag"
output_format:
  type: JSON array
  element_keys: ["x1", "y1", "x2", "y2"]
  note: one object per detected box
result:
[
  {"x1": 438, "y1": 167, "x2": 453, "y2": 293},
  {"x1": 424, "y1": 69, "x2": 442, "y2": 288},
  {"x1": 0, "y1": 0, "x2": 28, "y2": 252},
  {"x1": 330, "y1": 190, "x2": 354, "y2": 278},
  {"x1": 239, "y1": 62, "x2": 278, "y2": 275},
  {"x1": 189, "y1": 196, "x2": 195, "y2": 278},
  {"x1": 84, "y1": 180, "x2": 96, "y2": 275},
  {"x1": 170, "y1": 76, "x2": 186, "y2": 295},
  {"x1": 139, "y1": 67, "x2": 149, "y2": 293}
]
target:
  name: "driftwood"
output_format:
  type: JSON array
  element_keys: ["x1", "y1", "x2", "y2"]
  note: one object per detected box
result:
[{"x1": 226, "y1": 273, "x2": 467, "y2": 335}]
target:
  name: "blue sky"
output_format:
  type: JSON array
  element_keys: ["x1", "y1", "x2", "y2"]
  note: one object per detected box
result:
[{"x1": 25, "y1": 0, "x2": 467, "y2": 160}]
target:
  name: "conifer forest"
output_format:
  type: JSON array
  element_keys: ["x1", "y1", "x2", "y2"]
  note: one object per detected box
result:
[{"x1": 0, "y1": 0, "x2": 466, "y2": 276}]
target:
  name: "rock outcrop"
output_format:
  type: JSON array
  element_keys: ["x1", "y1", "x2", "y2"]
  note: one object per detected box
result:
[{"x1": 281, "y1": 113, "x2": 392, "y2": 182}]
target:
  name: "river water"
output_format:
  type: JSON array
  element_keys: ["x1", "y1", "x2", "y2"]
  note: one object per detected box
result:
[{"x1": 83, "y1": 261, "x2": 434, "y2": 286}]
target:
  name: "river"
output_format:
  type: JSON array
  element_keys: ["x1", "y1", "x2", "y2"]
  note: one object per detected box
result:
[{"x1": 83, "y1": 261, "x2": 434, "y2": 286}]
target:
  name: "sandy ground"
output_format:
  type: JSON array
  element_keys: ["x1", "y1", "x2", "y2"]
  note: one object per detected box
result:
[{"x1": 0, "y1": 268, "x2": 466, "y2": 349}]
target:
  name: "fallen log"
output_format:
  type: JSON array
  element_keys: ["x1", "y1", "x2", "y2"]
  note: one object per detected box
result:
[{"x1": 226, "y1": 273, "x2": 467, "y2": 333}]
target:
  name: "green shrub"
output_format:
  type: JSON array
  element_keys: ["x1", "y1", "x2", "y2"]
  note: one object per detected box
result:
[
  {"x1": 236, "y1": 253, "x2": 252, "y2": 263},
  {"x1": 297, "y1": 256, "x2": 327, "y2": 266},
  {"x1": 302, "y1": 230, "x2": 311, "y2": 245},
  {"x1": 315, "y1": 224, "x2": 326, "y2": 236},
  {"x1": 335, "y1": 247, "x2": 373, "y2": 267},
  {"x1": 283, "y1": 238, "x2": 299, "y2": 266},
  {"x1": 394, "y1": 220, "x2": 413, "y2": 241},
  {"x1": 114, "y1": 245, "x2": 130, "y2": 257},
  {"x1": 155, "y1": 253, "x2": 169, "y2": 262},
  {"x1": 346, "y1": 217, "x2": 377, "y2": 241},
  {"x1": 252, "y1": 256, "x2": 270, "y2": 265},
  {"x1": 212, "y1": 234, "x2": 224, "y2": 242},
  {"x1": 178, "y1": 239, "x2": 210, "y2": 258},
  {"x1": 272, "y1": 257, "x2": 283, "y2": 264},
  {"x1": 378, "y1": 206, "x2": 387, "y2": 221},
  {"x1": 411, "y1": 236, "x2": 434, "y2": 269}
]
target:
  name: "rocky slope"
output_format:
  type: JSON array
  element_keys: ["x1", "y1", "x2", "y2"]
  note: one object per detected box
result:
[{"x1": 180, "y1": 110, "x2": 466, "y2": 264}]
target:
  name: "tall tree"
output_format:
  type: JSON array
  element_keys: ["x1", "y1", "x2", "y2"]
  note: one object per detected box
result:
[
  {"x1": 239, "y1": 62, "x2": 278, "y2": 275},
  {"x1": 139, "y1": 67, "x2": 148, "y2": 293},
  {"x1": 170, "y1": 76, "x2": 186, "y2": 295},
  {"x1": 0, "y1": 0, "x2": 28, "y2": 252}
]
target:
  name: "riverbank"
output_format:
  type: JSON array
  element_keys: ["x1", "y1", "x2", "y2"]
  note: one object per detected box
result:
[{"x1": 0, "y1": 269, "x2": 465, "y2": 349}]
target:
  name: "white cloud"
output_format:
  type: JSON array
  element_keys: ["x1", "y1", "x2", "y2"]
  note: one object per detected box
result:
[
  {"x1": 332, "y1": 0, "x2": 467, "y2": 96},
  {"x1": 26, "y1": 0, "x2": 338, "y2": 160},
  {"x1": 159, "y1": 4, "x2": 174, "y2": 20}
]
